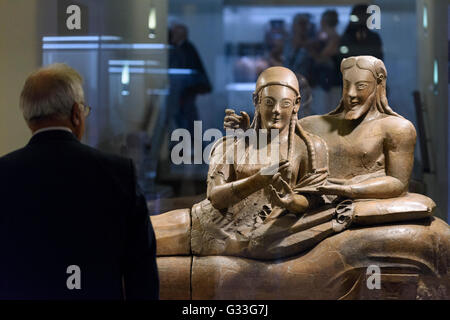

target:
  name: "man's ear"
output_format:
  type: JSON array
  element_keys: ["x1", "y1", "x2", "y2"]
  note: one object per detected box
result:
[{"x1": 71, "y1": 103, "x2": 82, "y2": 126}]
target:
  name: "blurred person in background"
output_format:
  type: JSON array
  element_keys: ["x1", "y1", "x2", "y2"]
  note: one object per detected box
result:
[
  {"x1": 338, "y1": 4, "x2": 384, "y2": 61},
  {"x1": 283, "y1": 13, "x2": 315, "y2": 82},
  {"x1": 264, "y1": 20, "x2": 288, "y2": 67},
  {"x1": 167, "y1": 23, "x2": 212, "y2": 136},
  {"x1": 309, "y1": 9, "x2": 342, "y2": 115}
]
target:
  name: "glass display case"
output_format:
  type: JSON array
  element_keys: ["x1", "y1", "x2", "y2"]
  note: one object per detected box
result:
[{"x1": 30, "y1": 0, "x2": 449, "y2": 220}]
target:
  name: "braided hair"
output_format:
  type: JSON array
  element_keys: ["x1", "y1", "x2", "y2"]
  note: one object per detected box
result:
[{"x1": 252, "y1": 88, "x2": 317, "y2": 185}]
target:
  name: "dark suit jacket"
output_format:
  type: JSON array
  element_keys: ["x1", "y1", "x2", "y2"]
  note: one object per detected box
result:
[{"x1": 0, "y1": 130, "x2": 159, "y2": 300}]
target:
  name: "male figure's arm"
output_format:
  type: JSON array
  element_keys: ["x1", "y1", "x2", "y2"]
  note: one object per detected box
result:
[
  {"x1": 123, "y1": 160, "x2": 159, "y2": 300},
  {"x1": 348, "y1": 118, "x2": 416, "y2": 198},
  {"x1": 384, "y1": 118, "x2": 416, "y2": 190},
  {"x1": 318, "y1": 118, "x2": 416, "y2": 199}
]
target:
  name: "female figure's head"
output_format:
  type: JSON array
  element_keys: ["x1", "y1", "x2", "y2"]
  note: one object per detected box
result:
[
  {"x1": 251, "y1": 67, "x2": 301, "y2": 183},
  {"x1": 252, "y1": 66, "x2": 301, "y2": 131}
]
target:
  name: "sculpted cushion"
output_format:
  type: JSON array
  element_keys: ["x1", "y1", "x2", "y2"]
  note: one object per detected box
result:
[{"x1": 353, "y1": 193, "x2": 435, "y2": 225}]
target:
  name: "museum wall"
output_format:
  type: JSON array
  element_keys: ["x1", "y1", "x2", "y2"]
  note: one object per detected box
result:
[{"x1": 0, "y1": 0, "x2": 39, "y2": 156}]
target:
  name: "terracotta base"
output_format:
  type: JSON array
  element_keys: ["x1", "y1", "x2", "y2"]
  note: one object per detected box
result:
[
  {"x1": 156, "y1": 216, "x2": 450, "y2": 299},
  {"x1": 158, "y1": 256, "x2": 192, "y2": 300}
]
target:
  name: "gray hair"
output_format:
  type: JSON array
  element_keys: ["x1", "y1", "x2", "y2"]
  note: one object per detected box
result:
[{"x1": 20, "y1": 63, "x2": 84, "y2": 122}]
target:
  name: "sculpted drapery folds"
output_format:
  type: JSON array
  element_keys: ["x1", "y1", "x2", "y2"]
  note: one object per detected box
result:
[{"x1": 192, "y1": 67, "x2": 342, "y2": 259}]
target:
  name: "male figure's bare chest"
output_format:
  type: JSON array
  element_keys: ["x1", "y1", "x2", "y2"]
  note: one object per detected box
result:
[{"x1": 314, "y1": 119, "x2": 386, "y2": 177}]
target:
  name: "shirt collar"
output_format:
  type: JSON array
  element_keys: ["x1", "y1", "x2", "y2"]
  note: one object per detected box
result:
[{"x1": 32, "y1": 126, "x2": 73, "y2": 136}]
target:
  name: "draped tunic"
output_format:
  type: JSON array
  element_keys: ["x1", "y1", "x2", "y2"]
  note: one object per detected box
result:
[{"x1": 190, "y1": 124, "x2": 361, "y2": 260}]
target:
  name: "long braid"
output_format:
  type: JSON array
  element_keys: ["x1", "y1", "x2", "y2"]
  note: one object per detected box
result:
[
  {"x1": 296, "y1": 122, "x2": 317, "y2": 172},
  {"x1": 252, "y1": 89, "x2": 302, "y2": 185},
  {"x1": 286, "y1": 111, "x2": 297, "y2": 184}
]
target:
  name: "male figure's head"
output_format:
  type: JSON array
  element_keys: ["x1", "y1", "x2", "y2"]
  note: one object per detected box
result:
[
  {"x1": 253, "y1": 66, "x2": 301, "y2": 131},
  {"x1": 328, "y1": 55, "x2": 400, "y2": 120},
  {"x1": 20, "y1": 63, "x2": 89, "y2": 140},
  {"x1": 340, "y1": 55, "x2": 387, "y2": 120}
]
